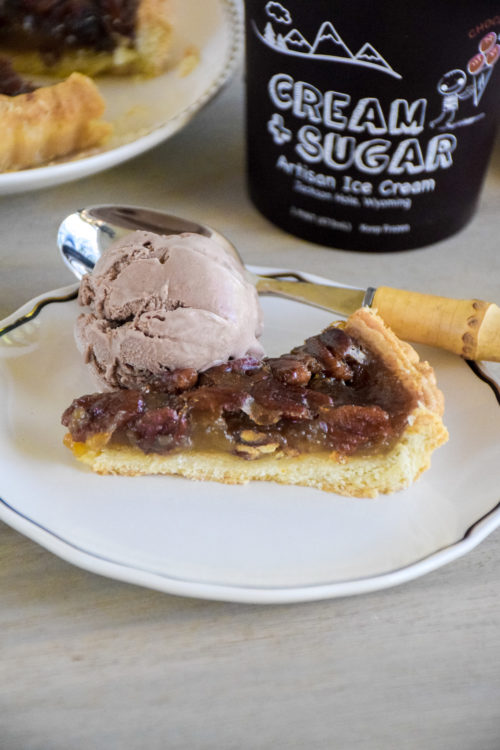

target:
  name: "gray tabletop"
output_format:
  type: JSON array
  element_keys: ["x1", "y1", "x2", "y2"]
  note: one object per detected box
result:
[{"x1": 1, "y1": 71, "x2": 500, "y2": 750}]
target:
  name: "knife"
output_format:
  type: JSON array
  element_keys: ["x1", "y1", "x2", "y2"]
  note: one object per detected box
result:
[{"x1": 254, "y1": 275, "x2": 500, "y2": 362}]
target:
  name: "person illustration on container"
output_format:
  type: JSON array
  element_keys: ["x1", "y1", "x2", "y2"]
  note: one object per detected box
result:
[{"x1": 429, "y1": 69, "x2": 474, "y2": 129}]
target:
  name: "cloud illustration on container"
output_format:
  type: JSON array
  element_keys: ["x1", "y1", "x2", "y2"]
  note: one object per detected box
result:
[
  {"x1": 255, "y1": 5, "x2": 401, "y2": 79},
  {"x1": 265, "y1": 1, "x2": 292, "y2": 24}
]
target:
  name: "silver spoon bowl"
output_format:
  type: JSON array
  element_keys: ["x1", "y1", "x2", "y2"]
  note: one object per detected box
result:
[
  {"x1": 57, "y1": 205, "x2": 368, "y2": 315},
  {"x1": 58, "y1": 205, "x2": 240, "y2": 279}
]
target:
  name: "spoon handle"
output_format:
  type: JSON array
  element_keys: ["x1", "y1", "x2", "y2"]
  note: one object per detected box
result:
[
  {"x1": 372, "y1": 287, "x2": 500, "y2": 362},
  {"x1": 256, "y1": 276, "x2": 500, "y2": 361}
]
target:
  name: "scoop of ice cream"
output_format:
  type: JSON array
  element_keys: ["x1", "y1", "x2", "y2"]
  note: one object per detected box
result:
[{"x1": 75, "y1": 230, "x2": 264, "y2": 389}]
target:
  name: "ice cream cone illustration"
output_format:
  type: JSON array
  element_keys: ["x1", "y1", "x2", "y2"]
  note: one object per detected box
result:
[{"x1": 468, "y1": 33, "x2": 499, "y2": 106}]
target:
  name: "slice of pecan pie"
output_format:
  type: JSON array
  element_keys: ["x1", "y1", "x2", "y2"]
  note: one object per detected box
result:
[
  {"x1": 0, "y1": 0, "x2": 172, "y2": 77},
  {"x1": 62, "y1": 308, "x2": 448, "y2": 498},
  {"x1": 0, "y1": 58, "x2": 112, "y2": 171}
]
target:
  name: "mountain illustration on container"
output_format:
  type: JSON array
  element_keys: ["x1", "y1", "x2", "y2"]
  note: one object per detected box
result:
[
  {"x1": 354, "y1": 42, "x2": 392, "y2": 71},
  {"x1": 283, "y1": 28, "x2": 311, "y2": 53},
  {"x1": 311, "y1": 22, "x2": 353, "y2": 58},
  {"x1": 254, "y1": 4, "x2": 401, "y2": 79}
]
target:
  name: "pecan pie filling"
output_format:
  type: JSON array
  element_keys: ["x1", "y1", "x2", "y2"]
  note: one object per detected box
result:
[
  {"x1": 0, "y1": 0, "x2": 139, "y2": 57},
  {"x1": 0, "y1": 57, "x2": 36, "y2": 95},
  {"x1": 62, "y1": 326, "x2": 417, "y2": 460}
]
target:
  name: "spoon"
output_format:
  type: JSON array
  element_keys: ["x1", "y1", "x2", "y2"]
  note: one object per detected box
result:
[{"x1": 58, "y1": 205, "x2": 500, "y2": 361}]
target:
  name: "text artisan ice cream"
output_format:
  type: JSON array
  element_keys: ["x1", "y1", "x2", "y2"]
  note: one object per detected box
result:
[{"x1": 76, "y1": 230, "x2": 264, "y2": 389}]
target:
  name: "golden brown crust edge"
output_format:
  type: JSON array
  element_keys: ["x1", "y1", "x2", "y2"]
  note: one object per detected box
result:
[
  {"x1": 135, "y1": 0, "x2": 174, "y2": 76},
  {"x1": 66, "y1": 417, "x2": 447, "y2": 499},
  {"x1": 0, "y1": 0, "x2": 173, "y2": 77},
  {"x1": 0, "y1": 72, "x2": 112, "y2": 172},
  {"x1": 64, "y1": 308, "x2": 448, "y2": 498}
]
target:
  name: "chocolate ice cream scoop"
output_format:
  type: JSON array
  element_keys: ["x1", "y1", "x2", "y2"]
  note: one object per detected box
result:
[{"x1": 76, "y1": 230, "x2": 264, "y2": 389}]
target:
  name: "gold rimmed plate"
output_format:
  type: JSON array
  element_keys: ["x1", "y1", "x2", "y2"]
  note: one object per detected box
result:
[{"x1": 1, "y1": 272, "x2": 499, "y2": 603}]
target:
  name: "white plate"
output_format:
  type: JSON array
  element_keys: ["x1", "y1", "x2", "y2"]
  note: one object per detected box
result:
[
  {"x1": 1, "y1": 272, "x2": 499, "y2": 604},
  {"x1": 0, "y1": 0, "x2": 242, "y2": 195}
]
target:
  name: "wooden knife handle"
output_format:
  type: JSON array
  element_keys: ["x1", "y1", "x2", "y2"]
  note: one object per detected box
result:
[{"x1": 372, "y1": 286, "x2": 500, "y2": 362}]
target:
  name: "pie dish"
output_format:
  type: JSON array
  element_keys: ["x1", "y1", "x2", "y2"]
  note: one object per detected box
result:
[{"x1": 0, "y1": 274, "x2": 499, "y2": 602}]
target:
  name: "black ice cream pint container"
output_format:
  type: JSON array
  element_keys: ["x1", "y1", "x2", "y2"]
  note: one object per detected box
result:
[{"x1": 244, "y1": 0, "x2": 500, "y2": 251}]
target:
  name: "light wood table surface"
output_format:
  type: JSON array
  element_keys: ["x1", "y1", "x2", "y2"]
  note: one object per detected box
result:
[{"x1": 1, "y1": 71, "x2": 500, "y2": 750}]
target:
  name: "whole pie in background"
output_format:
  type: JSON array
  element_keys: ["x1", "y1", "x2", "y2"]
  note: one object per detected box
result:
[{"x1": 0, "y1": 0, "x2": 174, "y2": 171}]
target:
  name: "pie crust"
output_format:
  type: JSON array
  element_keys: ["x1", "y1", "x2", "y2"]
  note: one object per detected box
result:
[
  {"x1": 0, "y1": 72, "x2": 112, "y2": 172},
  {"x1": 0, "y1": 0, "x2": 173, "y2": 77},
  {"x1": 63, "y1": 308, "x2": 448, "y2": 498}
]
